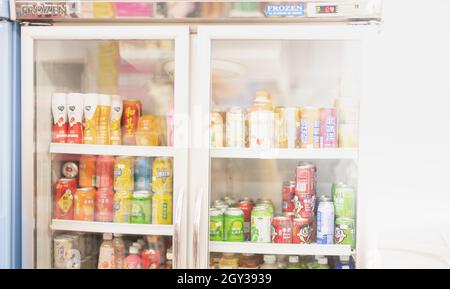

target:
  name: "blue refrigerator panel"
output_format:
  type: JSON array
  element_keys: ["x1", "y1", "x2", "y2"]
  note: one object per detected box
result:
[{"x1": 0, "y1": 19, "x2": 21, "y2": 269}]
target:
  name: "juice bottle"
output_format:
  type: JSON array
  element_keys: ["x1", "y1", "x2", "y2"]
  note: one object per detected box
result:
[
  {"x1": 141, "y1": 236, "x2": 161, "y2": 269},
  {"x1": 286, "y1": 255, "x2": 301, "y2": 269},
  {"x1": 238, "y1": 253, "x2": 260, "y2": 269},
  {"x1": 124, "y1": 246, "x2": 141, "y2": 269},
  {"x1": 248, "y1": 91, "x2": 275, "y2": 149},
  {"x1": 260, "y1": 255, "x2": 278, "y2": 269},
  {"x1": 112, "y1": 234, "x2": 126, "y2": 269},
  {"x1": 98, "y1": 233, "x2": 115, "y2": 269}
]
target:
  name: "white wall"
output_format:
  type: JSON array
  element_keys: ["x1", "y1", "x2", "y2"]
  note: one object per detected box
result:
[{"x1": 359, "y1": 0, "x2": 450, "y2": 268}]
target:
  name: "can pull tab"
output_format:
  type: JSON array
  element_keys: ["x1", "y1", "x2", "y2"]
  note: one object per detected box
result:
[{"x1": 66, "y1": 249, "x2": 81, "y2": 269}]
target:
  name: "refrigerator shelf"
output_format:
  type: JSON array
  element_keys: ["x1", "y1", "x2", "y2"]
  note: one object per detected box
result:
[
  {"x1": 51, "y1": 220, "x2": 174, "y2": 236},
  {"x1": 210, "y1": 148, "x2": 358, "y2": 160},
  {"x1": 209, "y1": 241, "x2": 353, "y2": 256},
  {"x1": 49, "y1": 143, "x2": 174, "y2": 157}
]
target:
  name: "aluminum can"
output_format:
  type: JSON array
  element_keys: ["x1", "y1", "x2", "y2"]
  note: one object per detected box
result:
[
  {"x1": 62, "y1": 162, "x2": 79, "y2": 179},
  {"x1": 113, "y1": 191, "x2": 132, "y2": 223},
  {"x1": 272, "y1": 216, "x2": 292, "y2": 243},
  {"x1": 114, "y1": 156, "x2": 135, "y2": 191},
  {"x1": 96, "y1": 155, "x2": 115, "y2": 188},
  {"x1": 95, "y1": 188, "x2": 114, "y2": 222},
  {"x1": 209, "y1": 208, "x2": 224, "y2": 241},
  {"x1": 335, "y1": 217, "x2": 355, "y2": 248},
  {"x1": 74, "y1": 187, "x2": 96, "y2": 221},
  {"x1": 134, "y1": 157, "x2": 153, "y2": 191},
  {"x1": 131, "y1": 190, "x2": 152, "y2": 224},
  {"x1": 79, "y1": 155, "x2": 97, "y2": 188},
  {"x1": 224, "y1": 208, "x2": 244, "y2": 242},
  {"x1": 292, "y1": 217, "x2": 313, "y2": 244},
  {"x1": 250, "y1": 205, "x2": 272, "y2": 243},
  {"x1": 54, "y1": 178, "x2": 77, "y2": 220},
  {"x1": 316, "y1": 196, "x2": 335, "y2": 244},
  {"x1": 300, "y1": 107, "x2": 320, "y2": 148},
  {"x1": 319, "y1": 108, "x2": 338, "y2": 148},
  {"x1": 226, "y1": 106, "x2": 244, "y2": 147},
  {"x1": 152, "y1": 192, "x2": 172, "y2": 225},
  {"x1": 236, "y1": 200, "x2": 253, "y2": 241},
  {"x1": 152, "y1": 157, "x2": 173, "y2": 194},
  {"x1": 282, "y1": 181, "x2": 296, "y2": 213}
]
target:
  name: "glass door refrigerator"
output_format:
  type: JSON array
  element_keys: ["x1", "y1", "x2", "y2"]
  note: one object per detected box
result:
[{"x1": 20, "y1": 25, "x2": 189, "y2": 269}]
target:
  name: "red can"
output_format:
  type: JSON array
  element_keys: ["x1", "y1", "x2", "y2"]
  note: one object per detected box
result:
[
  {"x1": 282, "y1": 181, "x2": 296, "y2": 213},
  {"x1": 237, "y1": 200, "x2": 253, "y2": 241},
  {"x1": 74, "y1": 187, "x2": 96, "y2": 221},
  {"x1": 54, "y1": 178, "x2": 77, "y2": 220},
  {"x1": 96, "y1": 156, "x2": 115, "y2": 188},
  {"x1": 292, "y1": 217, "x2": 313, "y2": 244},
  {"x1": 95, "y1": 188, "x2": 114, "y2": 222},
  {"x1": 122, "y1": 100, "x2": 142, "y2": 145},
  {"x1": 272, "y1": 216, "x2": 292, "y2": 243},
  {"x1": 294, "y1": 192, "x2": 315, "y2": 219},
  {"x1": 295, "y1": 163, "x2": 316, "y2": 195},
  {"x1": 283, "y1": 212, "x2": 296, "y2": 221}
]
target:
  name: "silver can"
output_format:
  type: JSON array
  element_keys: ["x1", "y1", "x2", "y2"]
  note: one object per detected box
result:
[
  {"x1": 226, "y1": 106, "x2": 244, "y2": 148},
  {"x1": 62, "y1": 162, "x2": 79, "y2": 179}
]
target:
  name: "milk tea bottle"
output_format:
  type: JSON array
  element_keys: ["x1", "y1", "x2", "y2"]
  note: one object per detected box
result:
[{"x1": 98, "y1": 233, "x2": 115, "y2": 269}]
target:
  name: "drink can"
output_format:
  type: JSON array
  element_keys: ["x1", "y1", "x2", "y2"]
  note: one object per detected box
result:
[
  {"x1": 292, "y1": 217, "x2": 313, "y2": 244},
  {"x1": 236, "y1": 200, "x2": 253, "y2": 241},
  {"x1": 283, "y1": 212, "x2": 296, "y2": 221},
  {"x1": 272, "y1": 216, "x2": 292, "y2": 243},
  {"x1": 282, "y1": 181, "x2": 296, "y2": 213},
  {"x1": 54, "y1": 235, "x2": 78, "y2": 269},
  {"x1": 224, "y1": 208, "x2": 244, "y2": 242},
  {"x1": 275, "y1": 107, "x2": 300, "y2": 148},
  {"x1": 131, "y1": 190, "x2": 152, "y2": 224},
  {"x1": 211, "y1": 109, "x2": 224, "y2": 148},
  {"x1": 300, "y1": 107, "x2": 320, "y2": 149},
  {"x1": 96, "y1": 155, "x2": 115, "y2": 188},
  {"x1": 96, "y1": 94, "x2": 111, "y2": 145},
  {"x1": 62, "y1": 162, "x2": 79, "y2": 179},
  {"x1": 333, "y1": 184, "x2": 355, "y2": 218},
  {"x1": 250, "y1": 205, "x2": 272, "y2": 243},
  {"x1": 134, "y1": 157, "x2": 152, "y2": 191},
  {"x1": 152, "y1": 157, "x2": 173, "y2": 194},
  {"x1": 209, "y1": 208, "x2": 224, "y2": 241},
  {"x1": 335, "y1": 217, "x2": 355, "y2": 248},
  {"x1": 95, "y1": 188, "x2": 114, "y2": 222},
  {"x1": 66, "y1": 93, "x2": 84, "y2": 144},
  {"x1": 113, "y1": 191, "x2": 132, "y2": 223},
  {"x1": 122, "y1": 99, "x2": 142, "y2": 145},
  {"x1": 83, "y1": 94, "x2": 99, "y2": 144},
  {"x1": 52, "y1": 93, "x2": 68, "y2": 143},
  {"x1": 114, "y1": 156, "x2": 135, "y2": 191},
  {"x1": 226, "y1": 106, "x2": 244, "y2": 148},
  {"x1": 316, "y1": 196, "x2": 335, "y2": 244},
  {"x1": 74, "y1": 188, "x2": 96, "y2": 221},
  {"x1": 293, "y1": 192, "x2": 315, "y2": 219},
  {"x1": 54, "y1": 178, "x2": 77, "y2": 220},
  {"x1": 109, "y1": 95, "x2": 123, "y2": 145},
  {"x1": 295, "y1": 163, "x2": 316, "y2": 194},
  {"x1": 320, "y1": 108, "x2": 338, "y2": 148},
  {"x1": 79, "y1": 155, "x2": 97, "y2": 188},
  {"x1": 152, "y1": 192, "x2": 172, "y2": 225}
]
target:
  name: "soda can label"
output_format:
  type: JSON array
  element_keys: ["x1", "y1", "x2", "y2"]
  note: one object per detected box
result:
[
  {"x1": 300, "y1": 107, "x2": 320, "y2": 149},
  {"x1": 293, "y1": 192, "x2": 315, "y2": 219},
  {"x1": 152, "y1": 157, "x2": 173, "y2": 194},
  {"x1": 66, "y1": 93, "x2": 84, "y2": 144},
  {"x1": 295, "y1": 164, "x2": 315, "y2": 194},
  {"x1": 236, "y1": 201, "x2": 253, "y2": 241},
  {"x1": 209, "y1": 208, "x2": 224, "y2": 241},
  {"x1": 292, "y1": 217, "x2": 313, "y2": 244},
  {"x1": 316, "y1": 201, "x2": 335, "y2": 245},
  {"x1": 73, "y1": 188, "x2": 96, "y2": 221},
  {"x1": 113, "y1": 191, "x2": 132, "y2": 223},
  {"x1": 224, "y1": 209, "x2": 244, "y2": 242},
  {"x1": 131, "y1": 191, "x2": 152, "y2": 224},
  {"x1": 251, "y1": 207, "x2": 272, "y2": 243},
  {"x1": 55, "y1": 178, "x2": 77, "y2": 220},
  {"x1": 320, "y1": 108, "x2": 337, "y2": 148},
  {"x1": 114, "y1": 157, "x2": 134, "y2": 191},
  {"x1": 282, "y1": 181, "x2": 296, "y2": 213},
  {"x1": 333, "y1": 185, "x2": 355, "y2": 218},
  {"x1": 52, "y1": 93, "x2": 68, "y2": 143},
  {"x1": 152, "y1": 192, "x2": 172, "y2": 225},
  {"x1": 335, "y1": 218, "x2": 355, "y2": 247},
  {"x1": 95, "y1": 188, "x2": 114, "y2": 222},
  {"x1": 272, "y1": 217, "x2": 292, "y2": 243},
  {"x1": 134, "y1": 157, "x2": 152, "y2": 191},
  {"x1": 96, "y1": 156, "x2": 114, "y2": 189},
  {"x1": 79, "y1": 155, "x2": 97, "y2": 188}
]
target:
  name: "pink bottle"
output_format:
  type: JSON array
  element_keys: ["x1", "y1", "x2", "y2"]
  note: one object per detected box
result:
[{"x1": 124, "y1": 246, "x2": 141, "y2": 269}]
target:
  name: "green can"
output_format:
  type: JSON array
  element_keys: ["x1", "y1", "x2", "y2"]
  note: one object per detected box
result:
[
  {"x1": 335, "y1": 217, "x2": 355, "y2": 248},
  {"x1": 210, "y1": 208, "x2": 224, "y2": 241},
  {"x1": 130, "y1": 190, "x2": 152, "y2": 224},
  {"x1": 224, "y1": 208, "x2": 244, "y2": 242},
  {"x1": 333, "y1": 184, "x2": 355, "y2": 218},
  {"x1": 250, "y1": 205, "x2": 272, "y2": 243}
]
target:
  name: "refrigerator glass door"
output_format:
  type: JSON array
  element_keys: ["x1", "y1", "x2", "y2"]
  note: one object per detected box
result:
[
  {"x1": 194, "y1": 25, "x2": 375, "y2": 269},
  {"x1": 21, "y1": 26, "x2": 189, "y2": 269}
]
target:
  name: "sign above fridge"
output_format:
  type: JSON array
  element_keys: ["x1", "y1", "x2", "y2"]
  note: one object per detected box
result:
[{"x1": 13, "y1": 0, "x2": 381, "y2": 22}]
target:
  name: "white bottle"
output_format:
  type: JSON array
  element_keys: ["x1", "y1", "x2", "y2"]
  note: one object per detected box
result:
[
  {"x1": 260, "y1": 255, "x2": 278, "y2": 269},
  {"x1": 98, "y1": 233, "x2": 115, "y2": 269},
  {"x1": 112, "y1": 234, "x2": 126, "y2": 269}
]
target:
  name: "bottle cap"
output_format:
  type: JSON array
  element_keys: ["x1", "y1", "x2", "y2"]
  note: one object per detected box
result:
[
  {"x1": 129, "y1": 246, "x2": 139, "y2": 254},
  {"x1": 103, "y1": 233, "x2": 112, "y2": 240},
  {"x1": 132, "y1": 242, "x2": 141, "y2": 249}
]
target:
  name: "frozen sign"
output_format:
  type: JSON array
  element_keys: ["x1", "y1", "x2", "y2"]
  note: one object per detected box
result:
[
  {"x1": 18, "y1": 1, "x2": 67, "y2": 18},
  {"x1": 264, "y1": 3, "x2": 305, "y2": 17}
]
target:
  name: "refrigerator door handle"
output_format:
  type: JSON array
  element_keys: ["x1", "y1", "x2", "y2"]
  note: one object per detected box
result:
[
  {"x1": 193, "y1": 188, "x2": 204, "y2": 269},
  {"x1": 173, "y1": 186, "x2": 185, "y2": 269}
]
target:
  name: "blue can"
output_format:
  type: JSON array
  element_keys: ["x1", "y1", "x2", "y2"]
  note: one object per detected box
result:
[{"x1": 134, "y1": 157, "x2": 152, "y2": 190}]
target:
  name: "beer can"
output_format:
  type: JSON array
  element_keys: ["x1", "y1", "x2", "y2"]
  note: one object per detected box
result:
[
  {"x1": 96, "y1": 94, "x2": 111, "y2": 145},
  {"x1": 122, "y1": 99, "x2": 141, "y2": 145},
  {"x1": 319, "y1": 108, "x2": 338, "y2": 148},
  {"x1": 152, "y1": 192, "x2": 172, "y2": 225},
  {"x1": 54, "y1": 178, "x2": 77, "y2": 220},
  {"x1": 211, "y1": 108, "x2": 224, "y2": 148},
  {"x1": 226, "y1": 107, "x2": 244, "y2": 148},
  {"x1": 335, "y1": 217, "x2": 355, "y2": 248},
  {"x1": 131, "y1": 190, "x2": 152, "y2": 224},
  {"x1": 272, "y1": 216, "x2": 292, "y2": 244},
  {"x1": 224, "y1": 208, "x2": 244, "y2": 242},
  {"x1": 282, "y1": 181, "x2": 296, "y2": 213},
  {"x1": 113, "y1": 191, "x2": 132, "y2": 223},
  {"x1": 275, "y1": 107, "x2": 300, "y2": 148},
  {"x1": 96, "y1": 155, "x2": 114, "y2": 188},
  {"x1": 73, "y1": 187, "x2": 96, "y2": 221},
  {"x1": 152, "y1": 157, "x2": 173, "y2": 194},
  {"x1": 300, "y1": 107, "x2": 320, "y2": 149},
  {"x1": 66, "y1": 93, "x2": 84, "y2": 144},
  {"x1": 83, "y1": 94, "x2": 99, "y2": 144},
  {"x1": 95, "y1": 188, "x2": 114, "y2": 222},
  {"x1": 292, "y1": 217, "x2": 313, "y2": 244},
  {"x1": 52, "y1": 93, "x2": 68, "y2": 143},
  {"x1": 134, "y1": 157, "x2": 153, "y2": 191},
  {"x1": 209, "y1": 208, "x2": 224, "y2": 241},
  {"x1": 114, "y1": 156, "x2": 135, "y2": 191},
  {"x1": 79, "y1": 155, "x2": 97, "y2": 188},
  {"x1": 316, "y1": 196, "x2": 335, "y2": 245},
  {"x1": 62, "y1": 162, "x2": 79, "y2": 179},
  {"x1": 109, "y1": 95, "x2": 123, "y2": 145},
  {"x1": 236, "y1": 200, "x2": 253, "y2": 241}
]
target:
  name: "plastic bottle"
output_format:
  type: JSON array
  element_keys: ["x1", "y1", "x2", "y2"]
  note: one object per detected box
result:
[
  {"x1": 218, "y1": 253, "x2": 239, "y2": 269},
  {"x1": 316, "y1": 257, "x2": 330, "y2": 269},
  {"x1": 112, "y1": 234, "x2": 126, "y2": 269},
  {"x1": 98, "y1": 233, "x2": 115, "y2": 269},
  {"x1": 165, "y1": 248, "x2": 173, "y2": 269},
  {"x1": 248, "y1": 91, "x2": 275, "y2": 149},
  {"x1": 260, "y1": 255, "x2": 278, "y2": 269},
  {"x1": 124, "y1": 246, "x2": 142, "y2": 269},
  {"x1": 286, "y1": 255, "x2": 301, "y2": 269}
]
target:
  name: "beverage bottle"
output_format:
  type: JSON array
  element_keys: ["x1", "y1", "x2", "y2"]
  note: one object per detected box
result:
[
  {"x1": 260, "y1": 255, "x2": 278, "y2": 269},
  {"x1": 132, "y1": 242, "x2": 142, "y2": 254},
  {"x1": 124, "y1": 246, "x2": 142, "y2": 269},
  {"x1": 286, "y1": 255, "x2": 301, "y2": 269},
  {"x1": 109, "y1": 95, "x2": 123, "y2": 145},
  {"x1": 218, "y1": 253, "x2": 239, "y2": 269},
  {"x1": 98, "y1": 233, "x2": 115, "y2": 269},
  {"x1": 248, "y1": 91, "x2": 275, "y2": 149},
  {"x1": 112, "y1": 234, "x2": 126, "y2": 269},
  {"x1": 51, "y1": 92, "x2": 68, "y2": 143},
  {"x1": 316, "y1": 257, "x2": 330, "y2": 269},
  {"x1": 165, "y1": 248, "x2": 173, "y2": 269},
  {"x1": 141, "y1": 236, "x2": 161, "y2": 269}
]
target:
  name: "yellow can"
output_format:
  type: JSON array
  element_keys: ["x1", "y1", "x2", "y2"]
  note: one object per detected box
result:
[
  {"x1": 152, "y1": 192, "x2": 172, "y2": 225},
  {"x1": 152, "y1": 157, "x2": 173, "y2": 194},
  {"x1": 113, "y1": 191, "x2": 132, "y2": 223},
  {"x1": 114, "y1": 156, "x2": 135, "y2": 191}
]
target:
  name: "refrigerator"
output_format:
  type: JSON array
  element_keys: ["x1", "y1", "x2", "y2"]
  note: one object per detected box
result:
[
  {"x1": 0, "y1": 0, "x2": 21, "y2": 269},
  {"x1": 14, "y1": 0, "x2": 383, "y2": 269}
]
